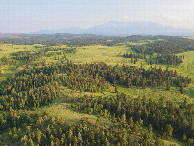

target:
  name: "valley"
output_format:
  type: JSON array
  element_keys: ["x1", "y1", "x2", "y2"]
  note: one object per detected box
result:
[{"x1": 0, "y1": 35, "x2": 193, "y2": 145}]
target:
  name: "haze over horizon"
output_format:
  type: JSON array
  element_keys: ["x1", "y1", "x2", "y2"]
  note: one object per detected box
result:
[{"x1": 1, "y1": 0, "x2": 194, "y2": 33}]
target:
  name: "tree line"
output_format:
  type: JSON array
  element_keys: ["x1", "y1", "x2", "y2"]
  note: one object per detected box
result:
[{"x1": 0, "y1": 60, "x2": 191, "y2": 111}]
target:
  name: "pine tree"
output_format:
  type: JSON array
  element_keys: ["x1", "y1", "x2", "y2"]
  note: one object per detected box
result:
[
  {"x1": 164, "y1": 124, "x2": 173, "y2": 140},
  {"x1": 187, "y1": 138, "x2": 193, "y2": 146},
  {"x1": 183, "y1": 133, "x2": 187, "y2": 145},
  {"x1": 78, "y1": 132, "x2": 83, "y2": 144},
  {"x1": 180, "y1": 86, "x2": 184, "y2": 94},
  {"x1": 28, "y1": 138, "x2": 35, "y2": 146},
  {"x1": 36, "y1": 129, "x2": 42, "y2": 144},
  {"x1": 148, "y1": 124, "x2": 152, "y2": 134}
]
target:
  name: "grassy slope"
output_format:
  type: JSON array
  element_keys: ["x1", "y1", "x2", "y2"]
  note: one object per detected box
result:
[
  {"x1": 0, "y1": 44, "x2": 64, "y2": 81},
  {"x1": 66, "y1": 45, "x2": 130, "y2": 65},
  {"x1": 186, "y1": 36, "x2": 194, "y2": 40},
  {"x1": 0, "y1": 44, "x2": 36, "y2": 81}
]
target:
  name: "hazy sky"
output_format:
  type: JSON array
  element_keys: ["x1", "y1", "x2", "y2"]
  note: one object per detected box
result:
[{"x1": 0, "y1": 0, "x2": 194, "y2": 33}]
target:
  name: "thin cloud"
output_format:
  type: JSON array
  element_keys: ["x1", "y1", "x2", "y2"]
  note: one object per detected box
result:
[{"x1": 160, "y1": 14, "x2": 182, "y2": 21}]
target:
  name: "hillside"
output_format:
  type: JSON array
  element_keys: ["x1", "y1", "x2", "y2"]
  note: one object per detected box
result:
[{"x1": 0, "y1": 35, "x2": 193, "y2": 145}]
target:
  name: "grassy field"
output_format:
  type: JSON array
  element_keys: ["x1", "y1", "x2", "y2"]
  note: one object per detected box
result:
[
  {"x1": 0, "y1": 44, "x2": 63, "y2": 81},
  {"x1": 0, "y1": 44, "x2": 35, "y2": 81},
  {"x1": 66, "y1": 45, "x2": 130, "y2": 65},
  {"x1": 39, "y1": 103, "x2": 98, "y2": 124},
  {"x1": 186, "y1": 36, "x2": 194, "y2": 40},
  {"x1": 0, "y1": 44, "x2": 36, "y2": 58}
]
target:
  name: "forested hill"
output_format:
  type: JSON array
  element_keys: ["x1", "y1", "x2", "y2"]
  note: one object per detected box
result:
[
  {"x1": 0, "y1": 34, "x2": 194, "y2": 145},
  {"x1": 0, "y1": 33, "x2": 193, "y2": 46}
]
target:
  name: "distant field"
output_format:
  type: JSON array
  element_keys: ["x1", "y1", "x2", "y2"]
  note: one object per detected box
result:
[
  {"x1": 0, "y1": 44, "x2": 35, "y2": 58},
  {"x1": 67, "y1": 45, "x2": 130, "y2": 65},
  {"x1": 186, "y1": 36, "x2": 194, "y2": 40},
  {"x1": 0, "y1": 44, "x2": 36, "y2": 81}
]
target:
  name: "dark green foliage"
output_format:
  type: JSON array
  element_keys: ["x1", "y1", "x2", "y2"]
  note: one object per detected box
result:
[
  {"x1": 11, "y1": 51, "x2": 43, "y2": 62},
  {"x1": 68, "y1": 93, "x2": 194, "y2": 140},
  {"x1": 1, "y1": 109, "x2": 157, "y2": 145},
  {"x1": 59, "y1": 74, "x2": 109, "y2": 93},
  {"x1": 0, "y1": 56, "x2": 18, "y2": 66},
  {"x1": 123, "y1": 52, "x2": 144, "y2": 59},
  {"x1": 1, "y1": 33, "x2": 193, "y2": 47},
  {"x1": 157, "y1": 54, "x2": 183, "y2": 66},
  {"x1": 0, "y1": 61, "x2": 191, "y2": 111},
  {"x1": 130, "y1": 38, "x2": 194, "y2": 55}
]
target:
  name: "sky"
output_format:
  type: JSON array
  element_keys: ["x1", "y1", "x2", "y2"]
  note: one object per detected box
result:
[{"x1": 0, "y1": 0, "x2": 194, "y2": 33}]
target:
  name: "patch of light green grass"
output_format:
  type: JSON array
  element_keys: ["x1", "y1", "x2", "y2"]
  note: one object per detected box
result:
[
  {"x1": 137, "y1": 51, "x2": 194, "y2": 99},
  {"x1": 117, "y1": 85, "x2": 192, "y2": 104},
  {"x1": 0, "y1": 44, "x2": 35, "y2": 58},
  {"x1": 40, "y1": 103, "x2": 98, "y2": 124},
  {"x1": 162, "y1": 139, "x2": 182, "y2": 146},
  {"x1": 186, "y1": 36, "x2": 194, "y2": 40},
  {"x1": 66, "y1": 45, "x2": 131, "y2": 65}
]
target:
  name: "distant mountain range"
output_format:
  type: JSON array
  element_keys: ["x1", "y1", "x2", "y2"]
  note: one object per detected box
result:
[{"x1": 31, "y1": 21, "x2": 194, "y2": 36}]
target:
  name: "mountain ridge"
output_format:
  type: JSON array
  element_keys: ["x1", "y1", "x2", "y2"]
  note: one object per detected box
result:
[{"x1": 30, "y1": 21, "x2": 194, "y2": 36}]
